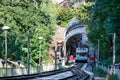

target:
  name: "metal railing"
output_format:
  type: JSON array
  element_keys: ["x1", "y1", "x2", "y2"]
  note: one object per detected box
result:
[
  {"x1": 97, "y1": 63, "x2": 120, "y2": 80},
  {"x1": 0, "y1": 66, "x2": 42, "y2": 77}
]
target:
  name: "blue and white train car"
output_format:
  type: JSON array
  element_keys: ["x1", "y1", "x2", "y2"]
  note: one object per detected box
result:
[{"x1": 75, "y1": 45, "x2": 89, "y2": 62}]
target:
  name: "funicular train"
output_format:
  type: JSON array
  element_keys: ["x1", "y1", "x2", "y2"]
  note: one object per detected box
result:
[
  {"x1": 75, "y1": 44, "x2": 89, "y2": 62},
  {"x1": 63, "y1": 18, "x2": 90, "y2": 63}
]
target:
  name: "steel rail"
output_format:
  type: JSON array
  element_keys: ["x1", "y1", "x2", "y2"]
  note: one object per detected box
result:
[
  {"x1": 0, "y1": 67, "x2": 74, "y2": 80},
  {"x1": 0, "y1": 63, "x2": 92, "y2": 80}
]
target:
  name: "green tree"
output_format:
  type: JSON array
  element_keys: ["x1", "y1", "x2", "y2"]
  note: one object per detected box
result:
[
  {"x1": 56, "y1": 2, "x2": 93, "y2": 27},
  {"x1": 0, "y1": 0, "x2": 55, "y2": 66},
  {"x1": 56, "y1": 7, "x2": 74, "y2": 27},
  {"x1": 87, "y1": 0, "x2": 120, "y2": 62}
]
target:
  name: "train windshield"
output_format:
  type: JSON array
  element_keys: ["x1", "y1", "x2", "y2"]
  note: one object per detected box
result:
[
  {"x1": 76, "y1": 47, "x2": 88, "y2": 53},
  {"x1": 76, "y1": 53, "x2": 86, "y2": 57}
]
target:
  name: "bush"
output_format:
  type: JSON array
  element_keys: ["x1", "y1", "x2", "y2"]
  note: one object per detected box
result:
[
  {"x1": 93, "y1": 66, "x2": 107, "y2": 77},
  {"x1": 109, "y1": 74, "x2": 119, "y2": 80},
  {"x1": 56, "y1": 7, "x2": 74, "y2": 27}
]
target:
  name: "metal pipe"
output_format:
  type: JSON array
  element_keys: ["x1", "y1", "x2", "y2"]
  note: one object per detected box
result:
[
  {"x1": 2, "y1": 26, "x2": 10, "y2": 76},
  {"x1": 27, "y1": 30, "x2": 30, "y2": 74},
  {"x1": 39, "y1": 40, "x2": 42, "y2": 66},
  {"x1": 5, "y1": 31, "x2": 8, "y2": 76}
]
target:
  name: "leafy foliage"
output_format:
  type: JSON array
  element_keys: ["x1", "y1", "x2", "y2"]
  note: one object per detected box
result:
[
  {"x1": 109, "y1": 74, "x2": 119, "y2": 80},
  {"x1": 93, "y1": 67, "x2": 107, "y2": 77},
  {"x1": 87, "y1": 0, "x2": 120, "y2": 61},
  {"x1": 56, "y1": 7, "x2": 74, "y2": 27},
  {"x1": 56, "y1": 0, "x2": 120, "y2": 63},
  {"x1": 0, "y1": 0, "x2": 55, "y2": 66},
  {"x1": 56, "y1": 2, "x2": 92, "y2": 27}
]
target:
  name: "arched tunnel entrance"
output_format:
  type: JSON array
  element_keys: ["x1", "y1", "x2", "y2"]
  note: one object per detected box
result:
[
  {"x1": 64, "y1": 33, "x2": 84, "y2": 63},
  {"x1": 66, "y1": 34, "x2": 82, "y2": 57},
  {"x1": 63, "y1": 18, "x2": 88, "y2": 64}
]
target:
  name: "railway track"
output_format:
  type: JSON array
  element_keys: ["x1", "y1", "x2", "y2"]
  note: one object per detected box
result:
[
  {"x1": 31, "y1": 63, "x2": 90, "y2": 80},
  {"x1": 0, "y1": 67, "x2": 75, "y2": 80},
  {"x1": 0, "y1": 63, "x2": 92, "y2": 80},
  {"x1": 63, "y1": 63, "x2": 90, "y2": 80}
]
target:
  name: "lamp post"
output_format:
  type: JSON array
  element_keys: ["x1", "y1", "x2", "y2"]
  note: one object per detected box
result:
[
  {"x1": 2, "y1": 26, "x2": 10, "y2": 76},
  {"x1": 38, "y1": 37, "x2": 43, "y2": 66}
]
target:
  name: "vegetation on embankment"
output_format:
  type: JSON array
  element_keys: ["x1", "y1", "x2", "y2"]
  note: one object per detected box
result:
[
  {"x1": 87, "y1": 0, "x2": 120, "y2": 63},
  {"x1": 0, "y1": 0, "x2": 94, "y2": 67},
  {"x1": 93, "y1": 66, "x2": 119, "y2": 80},
  {"x1": 93, "y1": 66, "x2": 106, "y2": 78},
  {"x1": 0, "y1": 0, "x2": 119, "y2": 67},
  {"x1": 99, "y1": 54, "x2": 120, "y2": 67},
  {"x1": 57, "y1": 0, "x2": 120, "y2": 64},
  {"x1": 56, "y1": 1, "x2": 93, "y2": 27},
  {"x1": 0, "y1": 0, "x2": 57, "y2": 66}
]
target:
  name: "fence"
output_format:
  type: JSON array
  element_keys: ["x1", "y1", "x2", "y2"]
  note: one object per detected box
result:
[
  {"x1": 98, "y1": 63, "x2": 120, "y2": 79},
  {"x1": 0, "y1": 66, "x2": 42, "y2": 77}
]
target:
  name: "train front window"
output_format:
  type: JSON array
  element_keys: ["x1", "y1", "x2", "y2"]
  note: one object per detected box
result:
[{"x1": 76, "y1": 53, "x2": 87, "y2": 56}]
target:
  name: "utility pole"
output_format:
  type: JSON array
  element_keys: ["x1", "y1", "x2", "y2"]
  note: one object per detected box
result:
[
  {"x1": 96, "y1": 39, "x2": 100, "y2": 67},
  {"x1": 98, "y1": 39, "x2": 100, "y2": 63}
]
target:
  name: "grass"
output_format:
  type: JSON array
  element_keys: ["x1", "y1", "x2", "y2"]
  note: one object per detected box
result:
[
  {"x1": 109, "y1": 74, "x2": 119, "y2": 80},
  {"x1": 100, "y1": 57, "x2": 112, "y2": 67},
  {"x1": 93, "y1": 53, "x2": 120, "y2": 80},
  {"x1": 100, "y1": 54, "x2": 120, "y2": 67},
  {"x1": 93, "y1": 66, "x2": 107, "y2": 77},
  {"x1": 93, "y1": 64, "x2": 119, "y2": 80}
]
